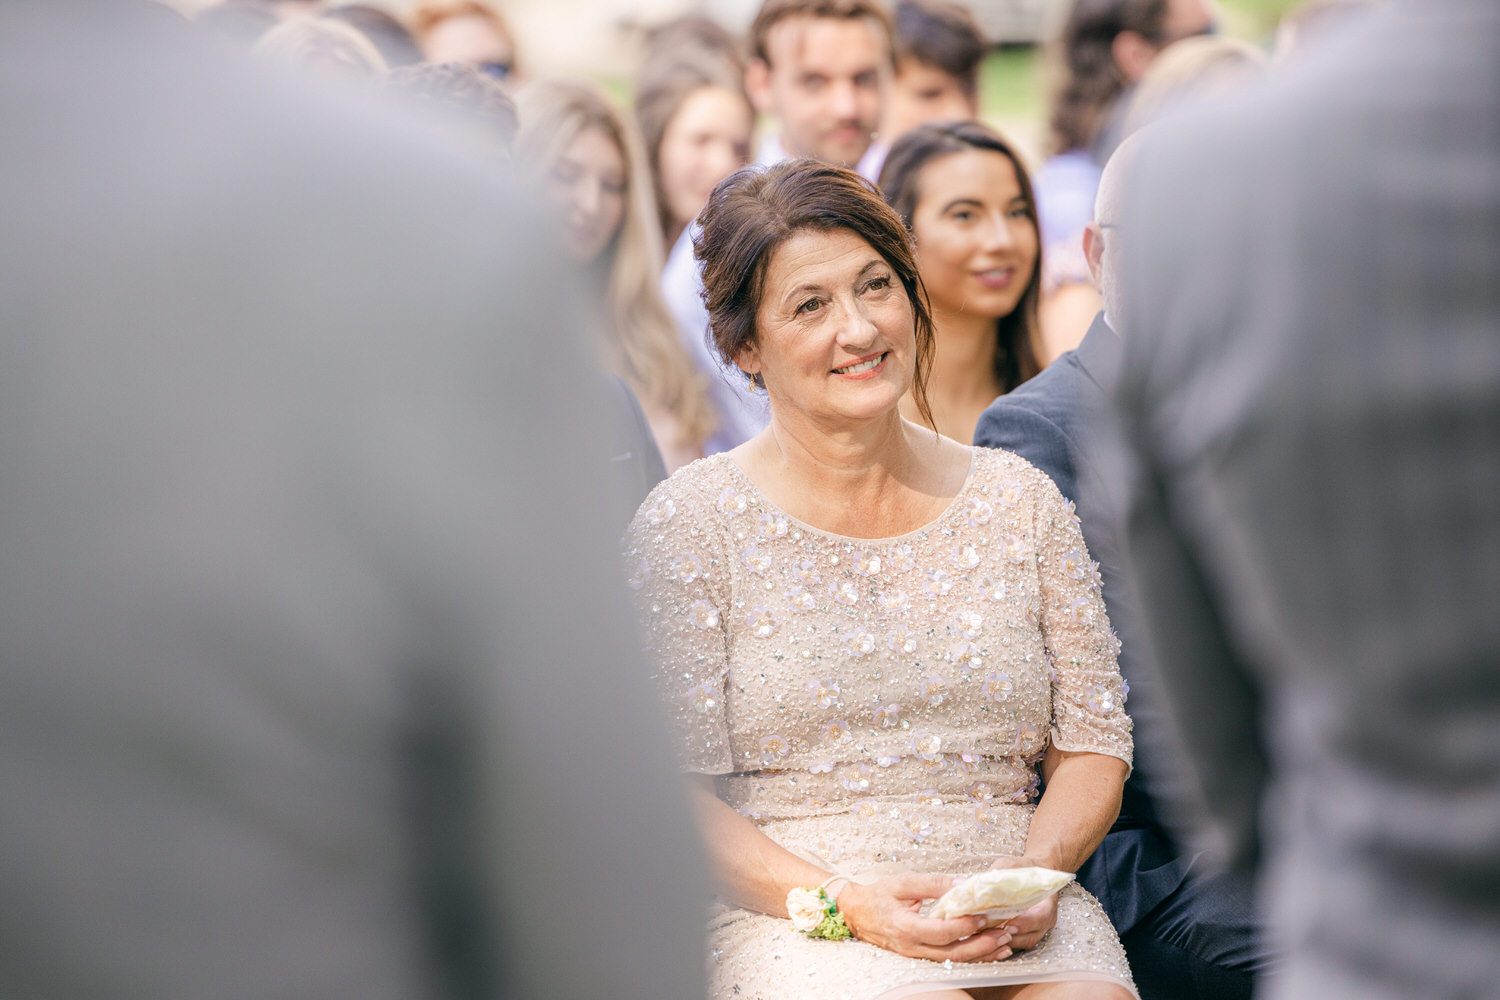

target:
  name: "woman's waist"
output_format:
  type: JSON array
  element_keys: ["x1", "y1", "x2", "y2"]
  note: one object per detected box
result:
[{"x1": 715, "y1": 755, "x2": 1039, "y2": 819}]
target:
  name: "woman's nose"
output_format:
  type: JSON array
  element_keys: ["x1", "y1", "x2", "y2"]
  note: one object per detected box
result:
[
  {"x1": 981, "y1": 213, "x2": 1017, "y2": 250},
  {"x1": 573, "y1": 179, "x2": 602, "y2": 217},
  {"x1": 834, "y1": 298, "x2": 879, "y2": 347}
]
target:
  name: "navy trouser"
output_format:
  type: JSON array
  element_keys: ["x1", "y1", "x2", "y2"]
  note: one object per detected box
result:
[{"x1": 1121, "y1": 869, "x2": 1273, "y2": 1000}]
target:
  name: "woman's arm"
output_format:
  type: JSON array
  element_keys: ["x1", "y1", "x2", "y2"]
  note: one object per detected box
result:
[
  {"x1": 1029, "y1": 746, "x2": 1128, "y2": 874},
  {"x1": 689, "y1": 776, "x2": 1014, "y2": 963}
]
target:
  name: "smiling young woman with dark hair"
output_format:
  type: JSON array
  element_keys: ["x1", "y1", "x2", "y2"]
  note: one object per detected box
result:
[
  {"x1": 879, "y1": 121, "x2": 1044, "y2": 443},
  {"x1": 623, "y1": 159, "x2": 1137, "y2": 1000}
]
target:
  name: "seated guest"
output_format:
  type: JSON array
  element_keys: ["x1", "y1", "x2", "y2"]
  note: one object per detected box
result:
[
  {"x1": 637, "y1": 50, "x2": 759, "y2": 456},
  {"x1": 879, "y1": 121, "x2": 1043, "y2": 442},
  {"x1": 517, "y1": 80, "x2": 714, "y2": 472},
  {"x1": 745, "y1": 0, "x2": 894, "y2": 178},
  {"x1": 882, "y1": 0, "x2": 985, "y2": 143},
  {"x1": 624, "y1": 158, "x2": 1136, "y2": 1000},
  {"x1": 636, "y1": 52, "x2": 754, "y2": 252},
  {"x1": 975, "y1": 136, "x2": 1270, "y2": 1000},
  {"x1": 409, "y1": 0, "x2": 520, "y2": 84}
]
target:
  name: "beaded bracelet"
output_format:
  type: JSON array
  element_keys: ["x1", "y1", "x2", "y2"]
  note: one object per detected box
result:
[{"x1": 786, "y1": 877, "x2": 852, "y2": 941}]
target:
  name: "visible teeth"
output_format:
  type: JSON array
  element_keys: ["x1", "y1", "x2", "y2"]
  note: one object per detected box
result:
[{"x1": 834, "y1": 354, "x2": 884, "y2": 375}]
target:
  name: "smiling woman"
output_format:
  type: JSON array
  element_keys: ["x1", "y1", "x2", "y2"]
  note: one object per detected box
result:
[
  {"x1": 880, "y1": 121, "x2": 1044, "y2": 443},
  {"x1": 623, "y1": 160, "x2": 1138, "y2": 1000}
]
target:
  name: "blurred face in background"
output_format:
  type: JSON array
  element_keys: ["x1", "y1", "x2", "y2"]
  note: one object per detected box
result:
[
  {"x1": 908, "y1": 148, "x2": 1037, "y2": 322},
  {"x1": 747, "y1": 15, "x2": 889, "y2": 168},
  {"x1": 422, "y1": 14, "x2": 516, "y2": 81},
  {"x1": 656, "y1": 86, "x2": 753, "y2": 235},
  {"x1": 546, "y1": 125, "x2": 626, "y2": 263},
  {"x1": 883, "y1": 58, "x2": 977, "y2": 141}
]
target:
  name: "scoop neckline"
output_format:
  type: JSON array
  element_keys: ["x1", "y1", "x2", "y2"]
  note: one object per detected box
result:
[{"x1": 716, "y1": 448, "x2": 979, "y2": 544}]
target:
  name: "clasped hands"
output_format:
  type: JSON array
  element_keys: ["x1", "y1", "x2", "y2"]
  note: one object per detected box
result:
[{"x1": 834, "y1": 856, "x2": 1061, "y2": 964}]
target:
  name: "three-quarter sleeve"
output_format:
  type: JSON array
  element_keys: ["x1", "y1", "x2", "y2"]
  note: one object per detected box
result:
[
  {"x1": 623, "y1": 482, "x2": 735, "y2": 774},
  {"x1": 1029, "y1": 469, "x2": 1134, "y2": 770}
]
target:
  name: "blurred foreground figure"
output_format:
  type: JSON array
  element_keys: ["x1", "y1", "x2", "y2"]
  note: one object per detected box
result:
[
  {"x1": 0, "y1": 4, "x2": 704, "y2": 998},
  {"x1": 1114, "y1": 3, "x2": 1500, "y2": 998}
]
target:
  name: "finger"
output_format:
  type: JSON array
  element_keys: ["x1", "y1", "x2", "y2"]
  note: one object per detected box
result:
[
  {"x1": 885, "y1": 871, "x2": 955, "y2": 900},
  {"x1": 896, "y1": 911, "x2": 993, "y2": 946},
  {"x1": 909, "y1": 929, "x2": 1012, "y2": 964}
]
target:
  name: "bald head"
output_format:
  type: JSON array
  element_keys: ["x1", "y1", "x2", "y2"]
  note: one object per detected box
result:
[{"x1": 1086, "y1": 130, "x2": 1148, "y2": 331}]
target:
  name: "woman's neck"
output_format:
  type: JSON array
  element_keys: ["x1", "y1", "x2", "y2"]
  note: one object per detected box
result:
[
  {"x1": 733, "y1": 410, "x2": 964, "y2": 537},
  {"x1": 904, "y1": 305, "x2": 1004, "y2": 440}
]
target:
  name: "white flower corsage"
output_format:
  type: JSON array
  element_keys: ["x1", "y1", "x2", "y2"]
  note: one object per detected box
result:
[{"x1": 785, "y1": 885, "x2": 851, "y2": 941}]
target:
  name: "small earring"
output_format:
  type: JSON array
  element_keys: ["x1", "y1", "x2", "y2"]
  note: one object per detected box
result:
[{"x1": 746, "y1": 372, "x2": 759, "y2": 393}]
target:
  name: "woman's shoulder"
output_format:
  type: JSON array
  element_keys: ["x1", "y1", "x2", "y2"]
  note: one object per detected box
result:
[
  {"x1": 970, "y1": 445, "x2": 1071, "y2": 511},
  {"x1": 625, "y1": 453, "x2": 738, "y2": 541}
]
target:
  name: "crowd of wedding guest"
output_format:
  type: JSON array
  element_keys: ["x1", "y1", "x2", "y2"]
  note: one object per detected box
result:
[{"x1": 9, "y1": 1, "x2": 1497, "y2": 998}]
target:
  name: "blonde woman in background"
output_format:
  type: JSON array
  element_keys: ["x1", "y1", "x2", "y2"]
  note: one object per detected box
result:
[{"x1": 517, "y1": 80, "x2": 715, "y2": 472}]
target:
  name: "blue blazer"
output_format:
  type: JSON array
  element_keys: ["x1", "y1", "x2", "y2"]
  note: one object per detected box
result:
[{"x1": 975, "y1": 314, "x2": 1190, "y2": 934}]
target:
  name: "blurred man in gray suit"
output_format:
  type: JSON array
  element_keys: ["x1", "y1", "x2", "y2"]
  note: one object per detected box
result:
[
  {"x1": 0, "y1": 3, "x2": 703, "y2": 997},
  {"x1": 1113, "y1": 2, "x2": 1500, "y2": 997}
]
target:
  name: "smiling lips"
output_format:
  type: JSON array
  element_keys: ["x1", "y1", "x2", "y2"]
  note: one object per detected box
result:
[
  {"x1": 832, "y1": 352, "x2": 888, "y2": 378},
  {"x1": 973, "y1": 267, "x2": 1017, "y2": 290}
]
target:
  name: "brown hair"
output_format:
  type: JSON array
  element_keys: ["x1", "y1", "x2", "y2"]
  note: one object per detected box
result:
[
  {"x1": 1046, "y1": 0, "x2": 1168, "y2": 156},
  {"x1": 634, "y1": 50, "x2": 751, "y2": 243},
  {"x1": 878, "y1": 121, "x2": 1043, "y2": 395},
  {"x1": 894, "y1": 0, "x2": 986, "y2": 101},
  {"x1": 694, "y1": 159, "x2": 935, "y2": 429},
  {"x1": 749, "y1": 0, "x2": 895, "y2": 68},
  {"x1": 384, "y1": 62, "x2": 519, "y2": 155}
]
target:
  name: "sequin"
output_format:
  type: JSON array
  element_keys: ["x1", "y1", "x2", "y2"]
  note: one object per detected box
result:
[
  {"x1": 914, "y1": 789, "x2": 944, "y2": 807},
  {"x1": 686, "y1": 682, "x2": 720, "y2": 715},
  {"x1": 645, "y1": 497, "x2": 676, "y2": 525},
  {"x1": 853, "y1": 550, "x2": 882, "y2": 577},
  {"x1": 758, "y1": 734, "x2": 791, "y2": 765},
  {"x1": 1001, "y1": 532, "x2": 1029, "y2": 564},
  {"x1": 878, "y1": 588, "x2": 911, "y2": 612},
  {"x1": 823, "y1": 718, "x2": 853, "y2": 747},
  {"x1": 890, "y1": 545, "x2": 917, "y2": 573},
  {"x1": 787, "y1": 587, "x2": 818, "y2": 613},
  {"x1": 904, "y1": 811, "x2": 935, "y2": 842},
  {"x1": 838, "y1": 763, "x2": 872, "y2": 792},
  {"x1": 671, "y1": 552, "x2": 703, "y2": 584},
  {"x1": 924, "y1": 569, "x2": 954, "y2": 597},
  {"x1": 911, "y1": 730, "x2": 943, "y2": 761},
  {"x1": 886, "y1": 625, "x2": 918, "y2": 654},
  {"x1": 950, "y1": 543, "x2": 981, "y2": 570},
  {"x1": 952, "y1": 608, "x2": 983, "y2": 637},
  {"x1": 757, "y1": 512, "x2": 789, "y2": 539},
  {"x1": 981, "y1": 672, "x2": 1014, "y2": 701},
  {"x1": 808, "y1": 677, "x2": 840, "y2": 709},
  {"x1": 1062, "y1": 550, "x2": 1088, "y2": 581},
  {"x1": 742, "y1": 545, "x2": 772, "y2": 575},
  {"x1": 748, "y1": 605, "x2": 779, "y2": 639},
  {"x1": 717, "y1": 488, "x2": 749, "y2": 516},
  {"x1": 844, "y1": 630, "x2": 877, "y2": 658},
  {"x1": 872, "y1": 702, "x2": 901, "y2": 727},
  {"x1": 626, "y1": 557, "x2": 650, "y2": 590},
  {"x1": 830, "y1": 580, "x2": 861, "y2": 606},
  {"x1": 920, "y1": 674, "x2": 949, "y2": 706},
  {"x1": 978, "y1": 576, "x2": 1008, "y2": 602},
  {"x1": 948, "y1": 641, "x2": 983, "y2": 672},
  {"x1": 689, "y1": 599, "x2": 720, "y2": 630},
  {"x1": 964, "y1": 497, "x2": 995, "y2": 526},
  {"x1": 1085, "y1": 684, "x2": 1116, "y2": 715},
  {"x1": 794, "y1": 559, "x2": 821, "y2": 586}
]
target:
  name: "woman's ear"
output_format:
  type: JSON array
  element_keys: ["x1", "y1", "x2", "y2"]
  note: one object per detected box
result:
[{"x1": 734, "y1": 342, "x2": 762, "y2": 378}]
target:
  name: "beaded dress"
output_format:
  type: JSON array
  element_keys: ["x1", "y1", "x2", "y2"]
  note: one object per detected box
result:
[{"x1": 624, "y1": 448, "x2": 1137, "y2": 999}]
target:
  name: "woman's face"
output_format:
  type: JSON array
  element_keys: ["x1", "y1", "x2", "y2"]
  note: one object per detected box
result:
[
  {"x1": 737, "y1": 227, "x2": 915, "y2": 428},
  {"x1": 657, "y1": 86, "x2": 752, "y2": 234},
  {"x1": 546, "y1": 125, "x2": 626, "y2": 263},
  {"x1": 909, "y1": 148, "x2": 1038, "y2": 322}
]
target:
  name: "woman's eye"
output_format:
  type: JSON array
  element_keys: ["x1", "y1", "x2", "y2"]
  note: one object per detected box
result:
[
  {"x1": 1008, "y1": 205, "x2": 1032, "y2": 220},
  {"x1": 951, "y1": 209, "x2": 977, "y2": 223},
  {"x1": 797, "y1": 298, "x2": 822, "y2": 314},
  {"x1": 865, "y1": 277, "x2": 891, "y2": 292}
]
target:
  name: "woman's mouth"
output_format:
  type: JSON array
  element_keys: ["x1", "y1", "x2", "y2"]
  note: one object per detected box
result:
[
  {"x1": 832, "y1": 352, "x2": 888, "y2": 377},
  {"x1": 973, "y1": 268, "x2": 1017, "y2": 289}
]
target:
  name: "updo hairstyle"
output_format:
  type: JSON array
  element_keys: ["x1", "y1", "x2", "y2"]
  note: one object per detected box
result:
[{"x1": 694, "y1": 159, "x2": 935, "y2": 429}]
